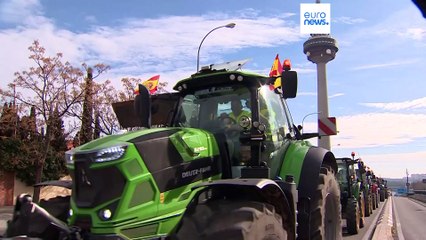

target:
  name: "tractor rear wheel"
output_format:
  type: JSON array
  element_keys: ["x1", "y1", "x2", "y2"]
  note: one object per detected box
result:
[
  {"x1": 364, "y1": 194, "x2": 371, "y2": 217},
  {"x1": 380, "y1": 190, "x2": 385, "y2": 202},
  {"x1": 372, "y1": 194, "x2": 376, "y2": 210},
  {"x1": 375, "y1": 193, "x2": 379, "y2": 208},
  {"x1": 359, "y1": 192, "x2": 365, "y2": 228},
  {"x1": 346, "y1": 198, "x2": 360, "y2": 235},
  {"x1": 298, "y1": 167, "x2": 342, "y2": 239},
  {"x1": 174, "y1": 200, "x2": 287, "y2": 240}
]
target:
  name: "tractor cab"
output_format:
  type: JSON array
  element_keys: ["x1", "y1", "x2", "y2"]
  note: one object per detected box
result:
[
  {"x1": 126, "y1": 62, "x2": 299, "y2": 179},
  {"x1": 336, "y1": 157, "x2": 358, "y2": 202}
]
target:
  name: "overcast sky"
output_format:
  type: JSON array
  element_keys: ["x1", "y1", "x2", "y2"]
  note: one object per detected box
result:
[{"x1": 1, "y1": 0, "x2": 425, "y2": 178}]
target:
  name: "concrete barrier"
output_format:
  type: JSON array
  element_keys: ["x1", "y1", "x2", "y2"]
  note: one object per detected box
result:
[{"x1": 371, "y1": 197, "x2": 394, "y2": 240}]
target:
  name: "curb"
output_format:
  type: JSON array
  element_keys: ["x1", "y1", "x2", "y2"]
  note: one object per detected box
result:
[
  {"x1": 361, "y1": 197, "x2": 387, "y2": 240},
  {"x1": 371, "y1": 197, "x2": 393, "y2": 240}
]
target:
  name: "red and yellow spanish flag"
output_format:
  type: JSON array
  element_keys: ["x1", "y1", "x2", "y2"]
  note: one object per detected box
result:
[
  {"x1": 134, "y1": 75, "x2": 160, "y2": 95},
  {"x1": 269, "y1": 54, "x2": 283, "y2": 89}
]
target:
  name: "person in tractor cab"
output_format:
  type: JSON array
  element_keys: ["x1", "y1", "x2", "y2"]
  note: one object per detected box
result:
[
  {"x1": 219, "y1": 99, "x2": 251, "y2": 135},
  {"x1": 220, "y1": 99, "x2": 251, "y2": 165},
  {"x1": 229, "y1": 99, "x2": 251, "y2": 123}
]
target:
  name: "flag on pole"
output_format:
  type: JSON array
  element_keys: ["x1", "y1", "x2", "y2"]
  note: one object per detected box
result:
[
  {"x1": 269, "y1": 54, "x2": 283, "y2": 89},
  {"x1": 136, "y1": 75, "x2": 160, "y2": 95}
]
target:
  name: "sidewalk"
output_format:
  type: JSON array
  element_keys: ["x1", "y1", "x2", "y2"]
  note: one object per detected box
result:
[{"x1": 0, "y1": 206, "x2": 14, "y2": 236}]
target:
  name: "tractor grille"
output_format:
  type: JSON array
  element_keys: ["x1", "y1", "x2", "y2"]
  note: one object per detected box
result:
[{"x1": 71, "y1": 160, "x2": 126, "y2": 208}]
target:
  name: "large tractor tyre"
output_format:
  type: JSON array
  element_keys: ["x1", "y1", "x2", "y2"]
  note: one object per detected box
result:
[
  {"x1": 174, "y1": 200, "x2": 288, "y2": 240},
  {"x1": 346, "y1": 198, "x2": 360, "y2": 235},
  {"x1": 379, "y1": 190, "x2": 385, "y2": 202},
  {"x1": 375, "y1": 193, "x2": 379, "y2": 208},
  {"x1": 298, "y1": 167, "x2": 342, "y2": 240},
  {"x1": 358, "y1": 193, "x2": 365, "y2": 228},
  {"x1": 372, "y1": 194, "x2": 376, "y2": 210},
  {"x1": 368, "y1": 195, "x2": 373, "y2": 215},
  {"x1": 364, "y1": 194, "x2": 371, "y2": 217}
]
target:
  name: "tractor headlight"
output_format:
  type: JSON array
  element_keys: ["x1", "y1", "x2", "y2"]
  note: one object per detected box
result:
[
  {"x1": 65, "y1": 152, "x2": 75, "y2": 164},
  {"x1": 93, "y1": 145, "x2": 127, "y2": 163},
  {"x1": 65, "y1": 145, "x2": 128, "y2": 164},
  {"x1": 99, "y1": 208, "x2": 112, "y2": 220}
]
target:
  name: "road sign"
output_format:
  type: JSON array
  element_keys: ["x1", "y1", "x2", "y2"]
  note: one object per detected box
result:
[{"x1": 318, "y1": 117, "x2": 337, "y2": 136}]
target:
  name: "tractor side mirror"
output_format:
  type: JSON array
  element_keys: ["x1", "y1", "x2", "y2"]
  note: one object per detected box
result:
[
  {"x1": 134, "y1": 84, "x2": 151, "y2": 128},
  {"x1": 281, "y1": 70, "x2": 297, "y2": 99}
]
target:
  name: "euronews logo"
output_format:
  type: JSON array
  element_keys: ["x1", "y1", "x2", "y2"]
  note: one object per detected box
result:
[{"x1": 300, "y1": 3, "x2": 331, "y2": 34}]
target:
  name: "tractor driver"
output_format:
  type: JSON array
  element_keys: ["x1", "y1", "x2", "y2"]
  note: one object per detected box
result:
[
  {"x1": 229, "y1": 99, "x2": 250, "y2": 124},
  {"x1": 221, "y1": 99, "x2": 251, "y2": 165}
]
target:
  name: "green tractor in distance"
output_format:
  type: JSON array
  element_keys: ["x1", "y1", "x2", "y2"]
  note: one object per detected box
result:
[
  {"x1": 5, "y1": 61, "x2": 342, "y2": 239},
  {"x1": 377, "y1": 178, "x2": 389, "y2": 201},
  {"x1": 354, "y1": 156, "x2": 373, "y2": 217},
  {"x1": 369, "y1": 171, "x2": 380, "y2": 210},
  {"x1": 336, "y1": 157, "x2": 365, "y2": 235}
]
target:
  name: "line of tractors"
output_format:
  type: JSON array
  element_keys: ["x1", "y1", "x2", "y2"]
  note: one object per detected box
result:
[
  {"x1": 2, "y1": 61, "x2": 388, "y2": 239},
  {"x1": 336, "y1": 152, "x2": 389, "y2": 235}
]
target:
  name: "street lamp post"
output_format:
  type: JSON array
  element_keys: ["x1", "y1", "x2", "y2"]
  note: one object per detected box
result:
[
  {"x1": 301, "y1": 112, "x2": 321, "y2": 134},
  {"x1": 196, "y1": 23, "x2": 236, "y2": 72}
]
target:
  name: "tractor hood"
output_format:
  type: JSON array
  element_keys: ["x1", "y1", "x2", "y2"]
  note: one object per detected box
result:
[{"x1": 66, "y1": 126, "x2": 223, "y2": 234}]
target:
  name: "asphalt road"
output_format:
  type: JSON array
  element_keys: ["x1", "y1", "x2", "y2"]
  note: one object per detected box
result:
[
  {"x1": 393, "y1": 196, "x2": 426, "y2": 240},
  {"x1": 0, "y1": 198, "x2": 389, "y2": 239}
]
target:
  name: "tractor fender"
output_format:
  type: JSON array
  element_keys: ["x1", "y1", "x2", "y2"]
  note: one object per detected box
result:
[
  {"x1": 298, "y1": 146, "x2": 337, "y2": 200},
  {"x1": 34, "y1": 179, "x2": 72, "y2": 189},
  {"x1": 190, "y1": 178, "x2": 296, "y2": 232}
]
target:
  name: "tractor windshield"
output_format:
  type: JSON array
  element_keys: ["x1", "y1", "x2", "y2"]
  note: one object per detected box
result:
[
  {"x1": 337, "y1": 162, "x2": 348, "y2": 184},
  {"x1": 173, "y1": 85, "x2": 252, "y2": 169},
  {"x1": 174, "y1": 85, "x2": 251, "y2": 132}
]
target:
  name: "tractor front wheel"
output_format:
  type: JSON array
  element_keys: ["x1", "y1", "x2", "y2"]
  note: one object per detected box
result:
[
  {"x1": 364, "y1": 193, "x2": 371, "y2": 217},
  {"x1": 372, "y1": 193, "x2": 377, "y2": 210},
  {"x1": 359, "y1": 192, "x2": 365, "y2": 228},
  {"x1": 346, "y1": 198, "x2": 360, "y2": 235},
  {"x1": 174, "y1": 200, "x2": 288, "y2": 240},
  {"x1": 380, "y1": 190, "x2": 385, "y2": 202},
  {"x1": 298, "y1": 167, "x2": 342, "y2": 239}
]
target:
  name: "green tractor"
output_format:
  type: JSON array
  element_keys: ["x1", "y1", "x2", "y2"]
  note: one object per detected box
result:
[
  {"x1": 5, "y1": 61, "x2": 342, "y2": 239},
  {"x1": 355, "y1": 158, "x2": 373, "y2": 217},
  {"x1": 378, "y1": 178, "x2": 389, "y2": 201},
  {"x1": 336, "y1": 157, "x2": 365, "y2": 235},
  {"x1": 369, "y1": 172, "x2": 380, "y2": 210}
]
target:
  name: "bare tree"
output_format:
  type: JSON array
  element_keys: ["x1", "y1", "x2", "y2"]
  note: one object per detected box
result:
[{"x1": 1, "y1": 40, "x2": 86, "y2": 202}]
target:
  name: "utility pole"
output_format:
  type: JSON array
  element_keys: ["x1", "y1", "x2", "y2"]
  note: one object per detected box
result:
[
  {"x1": 12, "y1": 83, "x2": 17, "y2": 137},
  {"x1": 406, "y1": 168, "x2": 410, "y2": 194}
]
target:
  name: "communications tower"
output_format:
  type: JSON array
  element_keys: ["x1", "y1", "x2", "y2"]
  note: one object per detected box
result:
[{"x1": 303, "y1": 34, "x2": 338, "y2": 150}]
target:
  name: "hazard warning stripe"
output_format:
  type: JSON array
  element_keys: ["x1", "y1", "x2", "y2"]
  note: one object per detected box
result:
[{"x1": 318, "y1": 117, "x2": 337, "y2": 136}]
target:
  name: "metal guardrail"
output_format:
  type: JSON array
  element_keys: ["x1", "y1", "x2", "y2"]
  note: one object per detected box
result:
[{"x1": 413, "y1": 190, "x2": 426, "y2": 194}]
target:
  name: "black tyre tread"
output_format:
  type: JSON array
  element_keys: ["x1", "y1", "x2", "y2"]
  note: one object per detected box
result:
[
  {"x1": 364, "y1": 194, "x2": 371, "y2": 217},
  {"x1": 375, "y1": 193, "x2": 379, "y2": 208},
  {"x1": 346, "y1": 199, "x2": 359, "y2": 235},
  {"x1": 379, "y1": 190, "x2": 385, "y2": 202},
  {"x1": 372, "y1": 194, "x2": 376, "y2": 210},
  {"x1": 359, "y1": 192, "x2": 365, "y2": 228},
  {"x1": 308, "y1": 168, "x2": 343, "y2": 240},
  {"x1": 174, "y1": 200, "x2": 287, "y2": 240}
]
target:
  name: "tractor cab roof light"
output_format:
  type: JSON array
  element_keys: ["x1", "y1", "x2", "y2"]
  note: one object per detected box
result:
[{"x1": 283, "y1": 59, "x2": 291, "y2": 71}]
